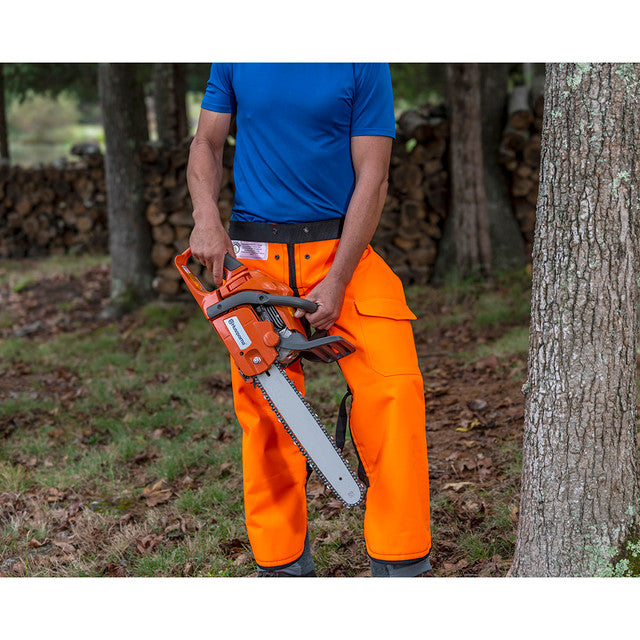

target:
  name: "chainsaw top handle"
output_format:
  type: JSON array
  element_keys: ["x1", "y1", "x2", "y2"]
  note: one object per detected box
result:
[{"x1": 174, "y1": 248, "x2": 319, "y2": 316}]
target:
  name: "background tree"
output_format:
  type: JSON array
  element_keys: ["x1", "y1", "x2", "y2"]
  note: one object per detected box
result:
[
  {"x1": 436, "y1": 63, "x2": 491, "y2": 280},
  {"x1": 512, "y1": 63, "x2": 640, "y2": 577},
  {"x1": 0, "y1": 64, "x2": 9, "y2": 161},
  {"x1": 152, "y1": 63, "x2": 188, "y2": 146},
  {"x1": 98, "y1": 63, "x2": 154, "y2": 312},
  {"x1": 479, "y1": 63, "x2": 525, "y2": 272}
]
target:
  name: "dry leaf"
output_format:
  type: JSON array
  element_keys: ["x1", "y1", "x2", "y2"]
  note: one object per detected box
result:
[
  {"x1": 456, "y1": 418, "x2": 482, "y2": 432},
  {"x1": 47, "y1": 488, "x2": 66, "y2": 502},
  {"x1": 219, "y1": 462, "x2": 233, "y2": 476},
  {"x1": 145, "y1": 490, "x2": 172, "y2": 507},
  {"x1": 104, "y1": 562, "x2": 126, "y2": 577},
  {"x1": 442, "y1": 558, "x2": 470, "y2": 574},
  {"x1": 28, "y1": 538, "x2": 48, "y2": 548},
  {"x1": 136, "y1": 534, "x2": 162, "y2": 554},
  {"x1": 141, "y1": 480, "x2": 172, "y2": 506},
  {"x1": 442, "y1": 481, "x2": 475, "y2": 492},
  {"x1": 53, "y1": 540, "x2": 76, "y2": 554}
]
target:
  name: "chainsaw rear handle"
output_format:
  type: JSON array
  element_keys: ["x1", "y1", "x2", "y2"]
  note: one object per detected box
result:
[{"x1": 174, "y1": 248, "x2": 318, "y2": 314}]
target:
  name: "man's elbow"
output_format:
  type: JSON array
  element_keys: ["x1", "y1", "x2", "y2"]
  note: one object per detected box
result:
[{"x1": 189, "y1": 134, "x2": 215, "y2": 157}]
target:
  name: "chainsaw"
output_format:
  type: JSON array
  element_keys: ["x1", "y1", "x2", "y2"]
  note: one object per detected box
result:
[{"x1": 174, "y1": 249, "x2": 365, "y2": 508}]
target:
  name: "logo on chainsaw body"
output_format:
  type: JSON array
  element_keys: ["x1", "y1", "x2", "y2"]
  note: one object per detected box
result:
[{"x1": 224, "y1": 316, "x2": 252, "y2": 349}]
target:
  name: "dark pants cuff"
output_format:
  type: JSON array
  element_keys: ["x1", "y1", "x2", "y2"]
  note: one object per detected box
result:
[{"x1": 369, "y1": 554, "x2": 432, "y2": 577}]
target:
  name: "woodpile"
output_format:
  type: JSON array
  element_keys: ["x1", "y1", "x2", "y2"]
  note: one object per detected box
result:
[
  {"x1": 0, "y1": 97, "x2": 543, "y2": 292},
  {"x1": 498, "y1": 78, "x2": 545, "y2": 257},
  {"x1": 142, "y1": 140, "x2": 235, "y2": 295},
  {"x1": 372, "y1": 105, "x2": 450, "y2": 285},
  {"x1": 0, "y1": 144, "x2": 108, "y2": 259}
]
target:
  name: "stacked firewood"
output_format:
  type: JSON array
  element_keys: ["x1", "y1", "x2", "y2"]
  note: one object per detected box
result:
[
  {"x1": 0, "y1": 144, "x2": 108, "y2": 259},
  {"x1": 1, "y1": 107, "x2": 452, "y2": 289},
  {"x1": 372, "y1": 105, "x2": 450, "y2": 285},
  {"x1": 498, "y1": 77, "x2": 545, "y2": 257},
  {"x1": 143, "y1": 141, "x2": 236, "y2": 295}
]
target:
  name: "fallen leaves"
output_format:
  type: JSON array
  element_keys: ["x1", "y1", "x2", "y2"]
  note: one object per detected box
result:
[
  {"x1": 135, "y1": 533, "x2": 163, "y2": 554},
  {"x1": 131, "y1": 450, "x2": 159, "y2": 465},
  {"x1": 140, "y1": 480, "x2": 172, "y2": 507},
  {"x1": 46, "y1": 487, "x2": 67, "y2": 503},
  {"x1": 52, "y1": 539, "x2": 76, "y2": 554},
  {"x1": 441, "y1": 558, "x2": 470, "y2": 575},
  {"x1": 442, "y1": 481, "x2": 475, "y2": 492},
  {"x1": 0, "y1": 264, "x2": 111, "y2": 341}
]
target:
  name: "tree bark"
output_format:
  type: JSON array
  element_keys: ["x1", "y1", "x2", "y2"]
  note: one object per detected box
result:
[
  {"x1": 0, "y1": 63, "x2": 10, "y2": 161},
  {"x1": 512, "y1": 63, "x2": 640, "y2": 577},
  {"x1": 98, "y1": 63, "x2": 154, "y2": 310},
  {"x1": 152, "y1": 63, "x2": 188, "y2": 146},
  {"x1": 434, "y1": 63, "x2": 491, "y2": 281}
]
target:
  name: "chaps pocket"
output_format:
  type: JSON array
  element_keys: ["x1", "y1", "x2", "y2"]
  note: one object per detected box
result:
[{"x1": 354, "y1": 298, "x2": 420, "y2": 377}]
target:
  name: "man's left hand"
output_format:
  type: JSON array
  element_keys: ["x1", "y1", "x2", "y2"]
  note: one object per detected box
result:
[{"x1": 294, "y1": 275, "x2": 347, "y2": 331}]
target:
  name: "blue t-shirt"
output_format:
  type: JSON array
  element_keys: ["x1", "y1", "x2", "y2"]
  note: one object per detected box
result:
[{"x1": 201, "y1": 63, "x2": 396, "y2": 224}]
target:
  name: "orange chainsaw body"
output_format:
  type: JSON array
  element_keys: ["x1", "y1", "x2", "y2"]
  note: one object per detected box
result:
[{"x1": 175, "y1": 249, "x2": 308, "y2": 377}]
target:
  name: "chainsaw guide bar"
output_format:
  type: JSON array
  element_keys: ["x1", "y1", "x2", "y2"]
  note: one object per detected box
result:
[{"x1": 174, "y1": 249, "x2": 365, "y2": 508}]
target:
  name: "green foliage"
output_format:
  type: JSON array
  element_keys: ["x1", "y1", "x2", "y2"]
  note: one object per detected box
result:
[
  {"x1": 4, "y1": 63, "x2": 99, "y2": 103},
  {"x1": 390, "y1": 63, "x2": 445, "y2": 109}
]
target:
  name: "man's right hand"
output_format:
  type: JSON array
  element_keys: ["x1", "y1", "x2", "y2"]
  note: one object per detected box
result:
[{"x1": 189, "y1": 213, "x2": 236, "y2": 287}]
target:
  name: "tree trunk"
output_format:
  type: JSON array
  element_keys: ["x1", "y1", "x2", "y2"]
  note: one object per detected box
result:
[
  {"x1": 512, "y1": 63, "x2": 640, "y2": 577},
  {"x1": 480, "y1": 63, "x2": 526, "y2": 272},
  {"x1": 0, "y1": 63, "x2": 9, "y2": 161},
  {"x1": 152, "y1": 63, "x2": 188, "y2": 146},
  {"x1": 98, "y1": 63, "x2": 154, "y2": 310},
  {"x1": 434, "y1": 63, "x2": 491, "y2": 281}
]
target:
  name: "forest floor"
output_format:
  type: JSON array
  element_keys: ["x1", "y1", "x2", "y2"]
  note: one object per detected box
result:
[{"x1": 0, "y1": 255, "x2": 531, "y2": 577}]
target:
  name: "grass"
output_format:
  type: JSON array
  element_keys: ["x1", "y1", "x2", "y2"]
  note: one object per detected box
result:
[
  {"x1": 475, "y1": 326, "x2": 530, "y2": 360},
  {"x1": 0, "y1": 256, "x2": 532, "y2": 577},
  {"x1": 407, "y1": 265, "x2": 531, "y2": 335},
  {"x1": 0, "y1": 254, "x2": 109, "y2": 289}
]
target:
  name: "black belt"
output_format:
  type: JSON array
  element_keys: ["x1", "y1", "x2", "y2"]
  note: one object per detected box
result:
[{"x1": 228, "y1": 218, "x2": 344, "y2": 244}]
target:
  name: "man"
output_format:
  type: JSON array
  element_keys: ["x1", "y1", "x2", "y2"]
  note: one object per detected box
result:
[{"x1": 187, "y1": 63, "x2": 431, "y2": 577}]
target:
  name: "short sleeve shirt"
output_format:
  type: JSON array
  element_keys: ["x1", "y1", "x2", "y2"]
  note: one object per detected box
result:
[{"x1": 201, "y1": 63, "x2": 396, "y2": 224}]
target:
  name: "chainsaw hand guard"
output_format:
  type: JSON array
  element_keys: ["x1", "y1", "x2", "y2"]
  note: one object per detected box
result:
[{"x1": 174, "y1": 249, "x2": 355, "y2": 377}]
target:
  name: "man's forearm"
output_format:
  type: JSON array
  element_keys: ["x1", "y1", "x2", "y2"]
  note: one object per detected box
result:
[
  {"x1": 327, "y1": 172, "x2": 388, "y2": 286},
  {"x1": 186, "y1": 113, "x2": 235, "y2": 284},
  {"x1": 187, "y1": 137, "x2": 225, "y2": 226}
]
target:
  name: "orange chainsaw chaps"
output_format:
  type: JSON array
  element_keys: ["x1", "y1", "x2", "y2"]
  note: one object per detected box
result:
[{"x1": 230, "y1": 239, "x2": 431, "y2": 568}]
